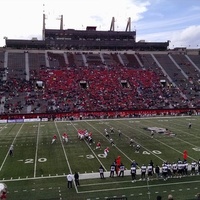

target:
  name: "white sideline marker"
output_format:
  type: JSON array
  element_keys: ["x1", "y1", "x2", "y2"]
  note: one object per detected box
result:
[{"x1": 34, "y1": 122, "x2": 40, "y2": 178}]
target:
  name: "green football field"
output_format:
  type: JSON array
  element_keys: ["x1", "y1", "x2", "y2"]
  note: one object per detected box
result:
[{"x1": 0, "y1": 116, "x2": 200, "y2": 200}]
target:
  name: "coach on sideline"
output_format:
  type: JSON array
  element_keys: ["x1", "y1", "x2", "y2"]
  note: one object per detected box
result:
[{"x1": 66, "y1": 173, "x2": 73, "y2": 189}]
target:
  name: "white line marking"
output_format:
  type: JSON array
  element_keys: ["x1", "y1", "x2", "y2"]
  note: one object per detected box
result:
[
  {"x1": 0, "y1": 123, "x2": 24, "y2": 171},
  {"x1": 34, "y1": 122, "x2": 40, "y2": 178},
  {"x1": 54, "y1": 121, "x2": 79, "y2": 194},
  {"x1": 54, "y1": 121, "x2": 72, "y2": 173}
]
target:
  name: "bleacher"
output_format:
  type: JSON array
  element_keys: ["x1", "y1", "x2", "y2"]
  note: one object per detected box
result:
[{"x1": 0, "y1": 49, "x2": 200, "y2": 115}]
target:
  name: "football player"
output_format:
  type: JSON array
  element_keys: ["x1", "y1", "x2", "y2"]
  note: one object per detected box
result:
[
  {"x1": 96, "y1": 141, "x2": 101, "y2": 150},
  {"x1": 51, "y1": 134, "x2": 57, "y2": 144},
  {"x1": 104, "y1": 147, "x2": 109, "y2": 158},
  {"x1": 110, "y1": 138, "x2": 115, "y2": 146},
  {"x1": 135, "y1": 144, "x2": 140, "y2": 153},
  {"x1": 62, "y1": 132, "x2": 68, "y2": 143},
  {"x1": 9, "y1": 144, "x2": 14, "y2": 157}
]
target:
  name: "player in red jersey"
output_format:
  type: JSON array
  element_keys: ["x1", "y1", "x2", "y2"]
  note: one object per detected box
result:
[
  {"x1": 62, "y1": 133, "x2": 68, "y2": 143},
  {"x1": 96, "y1": 141, "x2": 101, "y2": 150},
  {"x1": 104, "y1": 147, "x2": 109, "y2": 158},
  {"x1": 77, "y1": 129, "x2": 85, "y2": 140},
  {"x1": 51, "y1": 134, "x2": 57, "y2": 144},
  {"x1": 0, "y1": 183, "x2": 7, "y2": 200}
]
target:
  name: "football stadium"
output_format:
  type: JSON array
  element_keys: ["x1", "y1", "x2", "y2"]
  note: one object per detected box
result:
[{"x1": 0, "y1": 9, "x2": 200, "y2": 200}]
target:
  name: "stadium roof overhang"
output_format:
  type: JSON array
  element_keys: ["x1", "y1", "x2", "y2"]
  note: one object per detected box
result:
[{"x1": 6, "y1": 39, "x2": 46, "y2": 49}]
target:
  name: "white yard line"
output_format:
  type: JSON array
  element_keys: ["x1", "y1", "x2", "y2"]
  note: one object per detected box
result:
[
  {"x1": 33, "y1": 122, "x2": 40, "y2": 178},
  {"x1": 0, "y1": 123, "x2": 24, "y2": 171},
  {"x1": 0, "y1": 174, "x2": 66, "y2": 182},
  {"x1": 54, "y1": 121, "x2": 72, "y2": 173},
  {"x1": 70, "y1": 122, "x2": 107, "y2": 171},
  {"x1": 54, "y1": 121, "x2": 79, "y2": 193},
  {"x1": 0, "y1": 124, "x2": 8, "y2": 133}
]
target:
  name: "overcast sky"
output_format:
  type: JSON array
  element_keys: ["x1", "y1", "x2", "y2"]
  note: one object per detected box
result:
[{"x1": 0, "y1": 0, "x2": 200, "y2": 49}]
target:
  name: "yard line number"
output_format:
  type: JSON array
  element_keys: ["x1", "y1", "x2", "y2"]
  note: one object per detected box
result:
[
  {"x1": 143, "y1": 150, "x2": 162, "y2": 155},
  {"x1": 86, "y1": 150, "x2": 162, "y2": 159},
  {"x1": 192, "y1": 147, "x2": 200, "y2": 151},
  {"x1": 86, "y1": 154, "x2": 105, "y2": 159},
  {"x1": 23, "y1": 158, "x2": 47, "y2": 164}
]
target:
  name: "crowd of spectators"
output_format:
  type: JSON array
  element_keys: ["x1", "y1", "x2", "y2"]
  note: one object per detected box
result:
[
  {"x1": 0, "y1": 52, "x2": 200, "y2": 115},
  {"x1": 38, "y1": 65, "x2": 198, "y2": 113}
]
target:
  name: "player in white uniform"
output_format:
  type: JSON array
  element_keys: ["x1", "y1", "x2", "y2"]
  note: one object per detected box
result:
[
  {"x1": 9, "y1": 145, "x2": 14, "y2": 156},
  {"x1": 104, "y1": 147, "x2": 109, "y2": 158},
  {"x1": 62, "y1": 133, "x2": 68, "y2": 143},
  {"x1": 129, "y1": 139, "x2": 134, "y2": 146}
]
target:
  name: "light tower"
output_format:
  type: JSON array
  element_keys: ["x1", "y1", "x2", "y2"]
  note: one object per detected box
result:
[
  {"x1": 110, "y1": 17, "x2": 115, "y2": 31},
  {"x1": 42, "y1": 13, "x2": 47, "y2": 40},
  {"x1": 56, "y1": 15, "x2": 64, "y2": 30},
  {"x1": 42, "y1": 3, "x2": 47, "y2": 40},
  {"x1": 125, "y1": 17, "x2": 131, "y2": 32}
]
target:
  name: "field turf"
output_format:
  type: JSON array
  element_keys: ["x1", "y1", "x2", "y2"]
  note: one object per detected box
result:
[{"x1": 0, "y1": 116, "x2": 200, "y2": 200}]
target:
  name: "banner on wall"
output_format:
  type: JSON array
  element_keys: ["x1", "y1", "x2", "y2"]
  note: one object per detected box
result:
[
  {"x1": 0, "y1": 120, "x2": 7, "y2": 123},
  {"x1": 24, "y1": 118, "x2": 41, "y2": 122}
]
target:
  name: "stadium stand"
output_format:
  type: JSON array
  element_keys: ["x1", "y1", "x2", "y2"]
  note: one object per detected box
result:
[
  {"x1": 0, "y1": 16, "x2": 200, "y2": 119},
  {"x1": 0, "y1": 49, "x2": 200, "y2": 118}
]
